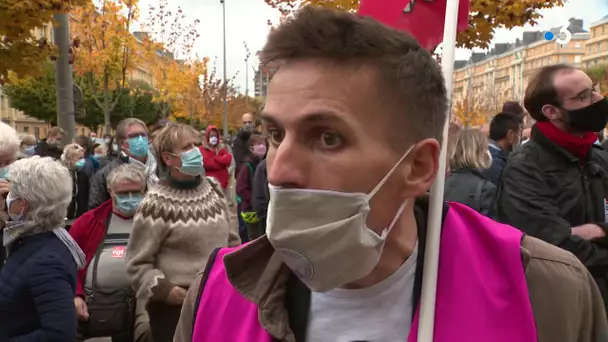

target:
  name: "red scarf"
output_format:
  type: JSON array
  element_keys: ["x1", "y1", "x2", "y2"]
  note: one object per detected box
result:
[{"x1": 536, "y1": 121, "x2": 596, "y2": 160}]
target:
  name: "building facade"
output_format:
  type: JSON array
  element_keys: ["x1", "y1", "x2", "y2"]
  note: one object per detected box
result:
[
  {"x1": 452, "y1": 16, "x2": 608, "y2": 126},
  {"x1": 0, "y1": 20, "x2": 156, "y2": 139}
]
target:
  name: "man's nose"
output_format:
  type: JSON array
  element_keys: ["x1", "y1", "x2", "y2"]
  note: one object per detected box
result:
[{"x1": 267, "y1": 139, "x2": 308, "y2": 188}]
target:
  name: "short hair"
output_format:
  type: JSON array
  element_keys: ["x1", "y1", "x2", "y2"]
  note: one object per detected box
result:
[
  {"x1": 116, "y1": 118, "x2": 147, "y2": 145},
  {"x1": 247, "y1": 133, "x2": 266, "y2": 148},
  {"x1": 74, "y1": 135, "x2": 92, "y2": 153},
  {"x1": 7, "y1": 156, "x2": 72, "y2": 228},
  {"x1": 0, "y1": 121, "x2": 20, "y2": 158},
  {"x1": 19, "y1": 134, "x2": 36, "y2": 146},
  {"x1": 524, "y1": 64, "x2": 577, "y2": 122},
  {"x1": 450, "y1": 129, "x2": 491, "y2": 171},
  {"x1": 489, "y1": 112, "x2": 523, "y2": 141},
  {"x1": 153, "y1": 123, "x2": 199, "y2": 167},
  {"x1": 501, "y1": 101, "x2": 524, "y2": 116},
  {"x1": 259, "y1": 6, "x2": 447, "y2": 149},
  {"x1": 107, "y1": 163, "x2": 146, "y2": 191},
  {"x1": 60, "y1": 143, "x2": 84, "y2": 166},
  {"x1": 48, "y1": 126, "x2": 66, "y2": 138}
]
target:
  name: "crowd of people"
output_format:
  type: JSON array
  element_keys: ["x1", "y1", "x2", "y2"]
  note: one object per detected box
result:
[{"x1": 1, "y1": 5, "x2": 608, "y2": 342}]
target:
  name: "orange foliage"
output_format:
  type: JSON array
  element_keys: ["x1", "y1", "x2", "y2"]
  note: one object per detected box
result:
[
  {"x1": 264, "y1": 0, "x2": 565, "y2": 49},
  {"x1": 0, "y1": 0, "x2": 90, "y2": 83},
  {"x1": 452, "y1": 95, "x2": 488, "y2": 128}
]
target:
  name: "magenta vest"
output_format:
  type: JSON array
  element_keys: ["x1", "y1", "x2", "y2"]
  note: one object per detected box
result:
[{"x1": 192, "y1": 203, "x2": 537, "y2": 342}]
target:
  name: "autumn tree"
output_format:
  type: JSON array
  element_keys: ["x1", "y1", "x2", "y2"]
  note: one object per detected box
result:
[
  {"x1": 71, "y1": 0, "x2": 140, "y2": 134},
  {"x1": 452, "y1": 90, "x2": 490, "y2": 128},
  {"x1": 0, "y1": 0, "x2": 90, "y2": 84},
  {"x1": 264, "y1": 0, "x2": 565, "y2": 49},
  {"x1": 586, "y1": 64, "x2": 608, "y2": 97}
]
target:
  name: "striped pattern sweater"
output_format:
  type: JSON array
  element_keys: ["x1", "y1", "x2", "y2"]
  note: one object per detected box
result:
[{"x1": 126, "y1": 176, "x2": 240, "y2": 302}]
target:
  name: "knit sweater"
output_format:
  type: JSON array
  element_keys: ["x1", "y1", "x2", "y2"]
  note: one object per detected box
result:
[{"x1": 126, "y1": 176, "x2": 240, "y2": 303}]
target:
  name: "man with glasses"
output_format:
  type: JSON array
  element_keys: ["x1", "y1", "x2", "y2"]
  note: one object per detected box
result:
[
  {"x1": 88, "y1": 118, "x2": 158, "y2": 209},
  {"x1": 497, "y1": 64, "x2": 608, "y2": 311}
]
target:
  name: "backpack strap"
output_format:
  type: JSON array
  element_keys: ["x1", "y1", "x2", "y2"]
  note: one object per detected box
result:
[
  {"x1": 192, "y1": 247, "x2": 222, "y2": 333},
  {"x1": 90, "y1": 213, "x2": 113, "y2": 294}
]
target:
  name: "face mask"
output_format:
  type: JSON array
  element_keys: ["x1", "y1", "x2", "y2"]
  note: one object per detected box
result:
[
  {"x1": 104, "y1": 138, "x2": 111, "y2": 144},
  {"x1": 6, "y1": 194, "x2": 24, "y2": 222},
  {"x1": 0, "y1": 167, "x2": 7, "y2": 180},
  {"x1": 176, "y1": 148, "x2": 204, "y2": 176},
  {"x1": 564, "y1": 98, "x2": 608, "y2": 133},
  {"x1": 115, "y1": 193, "x2": 143, "y2": 215},
  {"x1": 252, "y1": 144, "x2": 267, "y2": 157},
  {"x1": 266, "y1": 145, "x2": 415, "y2": 292},
  {"x1": 112, "y1": 144, "x2": 118, "y2": 152},
  {"x1": 128, "y1": 136, "x2": 149, "y2": 158},
  {"x1": 243, "y1": 123, "x2": 254, "y2": 133},
  {"x1": 93, "y1": 153, "x2": 102, "y2": 160},
  {"x1": 209, "y1": 136, "x2": 219, "y2": 146},
  {"x1": 24, "y1": 146, "x2": 36, "y2": 156},
  {"x1": 75, "y1": 158, "x2": 86, "y2": 169}
]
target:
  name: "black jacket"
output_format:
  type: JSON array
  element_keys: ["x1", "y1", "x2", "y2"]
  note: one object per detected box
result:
[
  {"x1": 67, "y1": 169, "x2": 90, "y2": 220},
  {"x1": 34, "y1": 139, "x2": 62, "y2": 160},
  {"x1": 481, "y1": 141, "x2": 508, "y2": 187},
  {"x1": 445, "y1": 168, "x2": 497, "y2": 219},
  {"x1": 233, "y1": 129, "x2": 252, "y2": 173},
  {"x1": 88, "y1": 155, "x2": 129, "y2": 209},
  {"x1": 0, "y1": 232, "x2": 78, "y2": 341},
  {"x1": 497, "y1": 125, "x2": 608, "y2": 307},
  {"x1": 252, "y1": 159, "x2": 269, "y2": 230}
]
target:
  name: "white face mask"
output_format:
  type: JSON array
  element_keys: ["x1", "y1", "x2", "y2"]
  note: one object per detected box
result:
[
  {"x1": 209, "y1": 136, "x2": 219, "y2": 146},
  {"x1": 266, "y1": 145, "x2": 415, "y2": 292}
]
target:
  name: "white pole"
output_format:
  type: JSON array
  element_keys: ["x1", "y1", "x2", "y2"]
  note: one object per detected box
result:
[
  {"x1": 417, "y1": 0, "x2": 461, "y2": 341},
  {"x1": 221, "y1": 0, "x2": 229, "y2": 141}
]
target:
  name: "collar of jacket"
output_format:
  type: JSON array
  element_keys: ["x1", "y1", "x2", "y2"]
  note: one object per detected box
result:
[
  {"x1": 531, "y1": 124, "x2": 589, "y2": 164},
  {"x1": 223, "y1": 195, "x2": 461, "y2": 341}
]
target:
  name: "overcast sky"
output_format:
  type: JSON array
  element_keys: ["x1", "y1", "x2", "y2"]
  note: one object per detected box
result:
[{"x1": 136, "y1": 0, "x2": 608, "y2": 96}]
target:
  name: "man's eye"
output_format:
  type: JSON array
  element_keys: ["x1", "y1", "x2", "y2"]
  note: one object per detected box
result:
[
  {"x1": 267, "y1": 129, "x2": 284, "y2": 145},
  {"x1": 320, "y1": 132, "x2": 343, "y2": 149}
]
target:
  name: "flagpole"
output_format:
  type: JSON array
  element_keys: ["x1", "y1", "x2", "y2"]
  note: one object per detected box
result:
[{"x1": 418, "y1": 0, "x2": 461, "y2": 341}]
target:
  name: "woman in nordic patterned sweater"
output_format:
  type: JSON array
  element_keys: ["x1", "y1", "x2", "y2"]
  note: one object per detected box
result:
[{"x1": 126, "y1": 123, "x2": 240, "y2": 342}]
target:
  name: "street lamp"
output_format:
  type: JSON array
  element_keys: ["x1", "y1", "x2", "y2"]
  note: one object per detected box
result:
[
  {"x1": 220, "y1": 0, "x2": 229, "y2": 142},
  {"x1": 244, "y1": 42, "x2": 251, "y2": 106}
]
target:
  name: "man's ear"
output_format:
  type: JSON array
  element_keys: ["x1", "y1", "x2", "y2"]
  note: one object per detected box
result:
[
  {"x1": 541, "y1": 104, "x2": 561, "y2": 121},
  {"x1": 401, "y1": 139, "x2": 440, "y2": 198}
]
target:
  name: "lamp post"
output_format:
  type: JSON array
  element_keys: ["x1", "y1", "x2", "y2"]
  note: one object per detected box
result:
[
  {"x1": 244, "y1": 42, "x2": 250, "y2": 106},
  {"x1": 220, "y1": 0, "x2": 229, "y2": 142}
]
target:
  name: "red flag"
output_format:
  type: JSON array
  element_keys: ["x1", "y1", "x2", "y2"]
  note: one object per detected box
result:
[{"x1": 358, "y1": 0, "x2": 470, "y2": 50}]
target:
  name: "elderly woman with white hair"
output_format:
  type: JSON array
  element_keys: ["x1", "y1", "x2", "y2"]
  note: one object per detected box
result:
[
  {"x1": 0, "y1": 121, "x2": 20, "y2": 270},
  {"x1": 70, "y1": 163, "x2": 151, "y2": 342},
  {"x1": 0, "y1": 156, "x2": 85, "y2": 341},
  {"x1": 61, "y1": 143, "x2": 91, "y2": 222}
]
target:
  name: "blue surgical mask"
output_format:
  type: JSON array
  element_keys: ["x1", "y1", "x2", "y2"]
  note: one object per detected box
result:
[
  {"x1": 115, "y1": 193, "x2": 143, "y2": 215},
  {"x1": 128, "y1": 136, "x2": 149, "y2": 158},
  {"x1": 0, "y1": 167, "x2": 7, "y2": 180},
  {"x1": 92, "y1": 153, "x2": 102, "y2": 160},
  {"x1": 75, "y1": 158, "x2": 86, "y2": 169},
  {"x1": 24, "y1": 146, "x2": 36, "y2": 156},
  {"x1": 6, "y1": 194, "x2": 24, "y2": 222},
  {"x1": 177, "y1": 148, "x2": 204, "y2": 176}
]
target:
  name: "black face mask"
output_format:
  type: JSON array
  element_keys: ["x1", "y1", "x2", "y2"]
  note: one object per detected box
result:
[{"x1": 564, "y1": 98, "x2": 608, "y2": 133}]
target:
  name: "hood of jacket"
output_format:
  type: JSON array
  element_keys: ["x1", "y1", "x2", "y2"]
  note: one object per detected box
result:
[{"x1": 203, "y1": 125, "x2": 225, "y2": 150}]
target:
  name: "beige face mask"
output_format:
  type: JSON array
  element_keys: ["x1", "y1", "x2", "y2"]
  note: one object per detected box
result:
[{"x1": 266, "y1": 145, "x2": 415, "y2": 292}]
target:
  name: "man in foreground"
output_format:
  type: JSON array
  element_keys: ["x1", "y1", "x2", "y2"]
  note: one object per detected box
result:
[{"x1": 175, "y1": 7, "x2": 608, "y2": 342}]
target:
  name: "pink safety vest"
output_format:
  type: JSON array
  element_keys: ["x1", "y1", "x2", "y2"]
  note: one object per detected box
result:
[{"x1": 192, "y1": 202, "x2": 538, "y2": 342}]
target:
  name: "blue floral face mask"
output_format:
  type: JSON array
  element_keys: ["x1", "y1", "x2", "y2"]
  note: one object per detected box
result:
[
  {"x1": 114, "y1": 193, "x2": 143, "y2": 215},
  {"x1": 128, "y1": 136, "x2": 149, "y2": 158}
]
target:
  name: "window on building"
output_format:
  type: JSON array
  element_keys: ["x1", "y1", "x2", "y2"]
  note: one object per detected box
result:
[
  {"x1": 575, "y1": 55, "x2": 582, "y2": 64},
  {"x1": 34, "y1": 127, "x2": 40, "y2": 140},
  {"x1": 23, "y1": 126, "x2": 29, "y2": 133},
  {"x1": 575, "y1": 42, "x2": 581, "y2": 48},
  {"x1": 561, "y1": 56, "x2": 568, "y2": 63}
]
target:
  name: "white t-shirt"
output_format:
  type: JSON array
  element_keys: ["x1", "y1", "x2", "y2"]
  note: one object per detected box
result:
[{"x1": 306, "y1": 244, "x2": 419, "y2": 342}]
